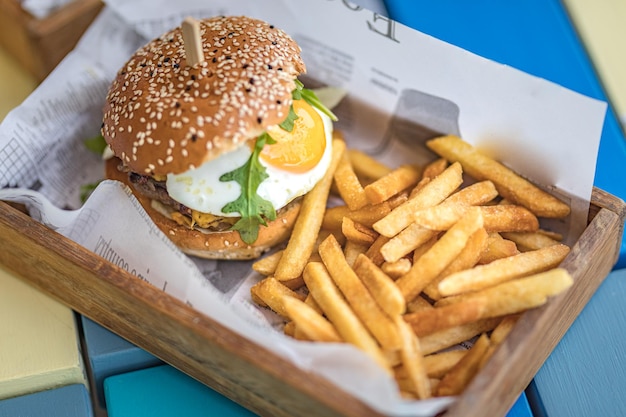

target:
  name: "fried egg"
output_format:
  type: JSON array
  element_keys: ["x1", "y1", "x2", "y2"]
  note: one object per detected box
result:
[{"x1": 166, "y1": 100, "x2": 333, "y2": 217}]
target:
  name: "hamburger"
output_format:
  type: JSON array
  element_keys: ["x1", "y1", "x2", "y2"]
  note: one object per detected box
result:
[{"x1": 102, "y1": 15, "x2": 337, "y2": 260}]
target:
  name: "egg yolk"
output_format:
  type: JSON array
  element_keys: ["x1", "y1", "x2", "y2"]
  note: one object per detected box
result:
[{"x1": 261, "y1": 99, "x2": 326, "y2": 173}]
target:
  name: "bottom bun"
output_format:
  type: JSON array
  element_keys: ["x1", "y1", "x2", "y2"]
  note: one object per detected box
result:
[{"x1": 105, "y1": 157, "x2": 301, "y2": 260}]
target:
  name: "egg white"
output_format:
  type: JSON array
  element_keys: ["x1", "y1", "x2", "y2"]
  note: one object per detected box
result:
[{"x1": 166, "y1": 108, "x2": 333, "y2": 217}]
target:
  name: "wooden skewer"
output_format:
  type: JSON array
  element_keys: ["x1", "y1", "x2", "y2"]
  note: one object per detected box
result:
[{"x1": 181, "y1": 17, "x2": 204, "y2": 66}]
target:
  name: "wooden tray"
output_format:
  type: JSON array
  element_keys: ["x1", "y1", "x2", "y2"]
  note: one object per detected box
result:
[
  {"x1": 0, "y1": 0, "x2": 103, "y2": 82},
  {"x1": 0, "y1": 187, "x2": 624, "y2": 417}
]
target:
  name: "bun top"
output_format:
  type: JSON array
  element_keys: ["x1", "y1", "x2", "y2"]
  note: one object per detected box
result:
[{"x1": 102, "y1": 16, "x2": 305, "y2": 177}]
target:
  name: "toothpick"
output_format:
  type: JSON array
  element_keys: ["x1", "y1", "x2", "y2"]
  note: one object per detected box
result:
[{"x1": 181, "y1": 17, "x2": 204, "y2": 66}]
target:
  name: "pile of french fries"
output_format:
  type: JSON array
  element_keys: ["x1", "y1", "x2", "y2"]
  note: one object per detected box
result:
[{"x1": 250, "y1": 134, "x2": 574, "y2": 399}]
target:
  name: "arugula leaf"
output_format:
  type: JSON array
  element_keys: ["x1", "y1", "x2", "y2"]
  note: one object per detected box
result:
[
  {"x1": 85, "y1": 134, "x2": 108, "y2": 155},
  {"x1": 279, "y1": 105, "x2": 299, "y2": 132},
  {"x1": 293, "y1": 79, "x2": 338, "y2": 122},
  {"x1": 219, "y1": 133, "x2": 277, "y2": 244},
  {"x1": 278, "y1": 79, "x2": 339, "y2": 134}
]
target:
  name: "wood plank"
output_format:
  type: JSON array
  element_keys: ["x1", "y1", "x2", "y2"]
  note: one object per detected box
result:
[
  {"x1": 530, "y1": 268, "x2": 626, "y2": 416},
  {"x1": 0, "y1": 384, "x2": 92, "y2": 417},
  {"x1": 80, "y1": 316, "x2": 162, "y2": 411},
  {"x1": 0, "y1": 264, "x2": 87, "y2": 400},
  {"x1": 0, "y1": 187, "x2": 623, "y2": 417},
  {"x1": 104, "y1": 365, "x2": 255, "y2": 417}
]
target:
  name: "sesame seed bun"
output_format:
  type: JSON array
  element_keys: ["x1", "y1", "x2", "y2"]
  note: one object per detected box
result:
[
  {"x1": 102, "y1": 15, "x2": 305, "y2": 177},
  {"x1": 105, "y1": 157, "x2": 301, "y2": 260}
]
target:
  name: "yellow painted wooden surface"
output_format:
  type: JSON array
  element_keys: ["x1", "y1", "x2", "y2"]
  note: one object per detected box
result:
[
  {"x1": 0, "y1": 264, "x2": 87, "y2": 400},
  {"x1": 563, "y1": 0, "x2": 626, "y2": 123}
]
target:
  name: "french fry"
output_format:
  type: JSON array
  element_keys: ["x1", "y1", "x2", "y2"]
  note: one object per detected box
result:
[
  {"x1": 274, "y1": 138, "x2": 346, "y2": 281},
  {"x1": 373, "y1": 162, "x2": 463, "y2": 237},
  {"x1": 411, "y1": 181, "x2": 499, "y2": 231},
  {"x1": 319, "y1": 235, "x2": 402, "y2": 351},
  {"x1": 315, "y1": 228, "x2": 339, "y2": 246},
  {"x1": 412, "y1": 202, "x2": 470, "y2": 231},
  {"x1": 423, "y1": 227, "x2": 488, "y2": 300},
  {"x1": 409, "y1": 177, "x2": 431, "y2": 198},
  {"x1": 421, "y1": 157, "x2": 449, "y2": 180},
  {"x1": 477, "y1": 314, "x2": 521, "y2": 369},
  {"x1": 406, "y1": 295, "x2": 434, "y2": 314},
  {"x1": 343, "y1": 239, "x2": 370, "y2": 267},
  {"x1": 477, "y1": 233, "x2": 520, "y2": 264},
  {"x1": 501, "y1": 230, "x2": 562, "y2": 251},
  {"x1": 280, "y1": 276, "x2": 306, "y2": 291},
  {"x1": 384, "y1": 347, "x2": 402, "y2": 368},
  {"x1": 341, "y1": 217, "x2": 379, "y2": 246},
  {"x1": 445, "y1": 180, "x2": 498, "y2": 205},
  {"x1": 364, "y1": 164, "x2": 421, "y2": 205},
  {"x1": 381, "y1": 258, "x2": 412, "y2": 279},
  {"x1": 423, "y1": 350, "x2": 468, "y2": 379},
  {"x1": 305, "y1": 293, "x2": 324, "y2": 315},
  {"x1": 381, "y1": 224, "x2": 437, "y2": 263},
  {"x1": 438, "y1": 243, "x2": 570, "y2": 296},
  {"x1": 426, "y1": 135, "x2": 570, "y2": 218},
  {"x1": 481, "y1": 204, "x2": 539, "y2": 233},
  {"x1": 250, "y1": 277, "x2": 306, "y2": 318},
  {"x1": 282, "y1": 296, "x2": 343, "y2": 343},
  {"x1": 252, "y1": 250, "x2": 283, "y2": 276},
  {"x1": 489, "y1": 314, "x2": 520, "y2": 345},
  {"x1": 413, "y1": 202, "x2": 540, "y2": 234},
  {"x1": 436, "y1": 333, "x2": 491, "y2": 396},
  {"x1": 322, "y1": 201, "x2": 392, "y2": 231},
  {"x1": 292, "y1": 324, "x2": 312, "y2": 341},
  {"x1": 364, "y1": 234, "x2": 390, "y2": 266},
  {"x1": 387, "y1": 191, "x2": 409, "y2": 209},
  {"x1": 537, "y1": 229, "x2": 564, "y2": 241},
  {"x1": 412, "y1": 234, "x2": 439, "y2": 263},
  {"x1": 395, "y1": 316, "x2": 432, "y2": 399},
  {"x1": 395, "y1": 207, "x2": 484, "y2": 302},
  {"x1": 436, "y1": 268, "x2": 574, "y2": 319},
  {"x1": 353, "y1": 253, "x2": 406, "y2": 316},
  {"x1": 303, "y1": 262, "x2": 390, "y2": 372},
  {"x1": 403, "y1": 298, "x2": 487, "y2": 337},
  {"x1": 334, "y1": 150, "x2": 369, "y2": 210},
  {"x1": 394, "y1": 349, "x2": 467, "y2": 380},
  {"x1": 348, "y1": 148, "x2": 393, "y2": 181},
  {"x1": 419, "y1": 318, "x2": 501, "y2": 356},
  {"x1": 283, "y1": 320, "x2": 296, "y2": 337}
]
